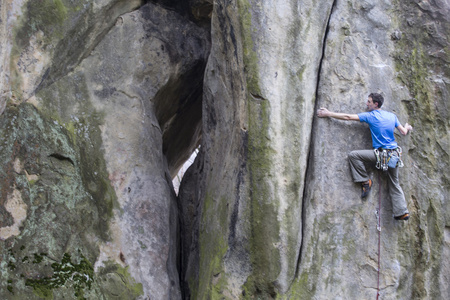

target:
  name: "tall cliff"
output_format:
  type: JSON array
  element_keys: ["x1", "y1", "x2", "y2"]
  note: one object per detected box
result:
[{"x1": 1, "y1": 0, "x2": 448, "y2": 299}]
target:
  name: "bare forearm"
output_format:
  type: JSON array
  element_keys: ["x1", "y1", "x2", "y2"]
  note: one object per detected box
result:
[
  {"x1": 317, "y1": 108, "x2": 359, "y2": 121},
  {"x1": 327, "y1": 112, "x2": 358, "y2": 120}
]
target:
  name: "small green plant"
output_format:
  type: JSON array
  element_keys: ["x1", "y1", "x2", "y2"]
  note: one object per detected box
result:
[{"x1": 25, "y1": 252, "x2": 94, "y2": 299}]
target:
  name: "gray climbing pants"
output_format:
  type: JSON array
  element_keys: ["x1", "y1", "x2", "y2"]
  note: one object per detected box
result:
[{"x1": 348, "y1": 149, "x2": 409, "y2": 217}]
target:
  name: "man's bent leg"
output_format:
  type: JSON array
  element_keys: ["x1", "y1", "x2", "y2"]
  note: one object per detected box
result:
[
  {"x1": 387, "y1": 167, "x2": 409, "y2": 217},
  {"x1": 348, "y1": 150, "x2": 377, "y2": 182}
]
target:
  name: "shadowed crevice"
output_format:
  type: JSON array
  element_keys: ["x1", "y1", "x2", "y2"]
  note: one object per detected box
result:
[
  {"x1": 295, "y1": 0, "x2": 338, "y2": 280},
  {"x1": 49, "y1": 153, "x2": 75, "y2": 166}
]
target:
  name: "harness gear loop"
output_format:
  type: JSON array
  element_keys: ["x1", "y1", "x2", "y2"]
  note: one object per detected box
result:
[{"x1": 374, "y1": 147, "x2": 404, "y2": 170}]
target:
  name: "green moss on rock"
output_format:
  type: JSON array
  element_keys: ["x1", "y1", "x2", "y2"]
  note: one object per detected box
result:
[
  {"x1": 95, "y1": 261, "x2": 144, "y2": 299},
  {"x1": 37, "y1": 72, "x2": 118, "y2": 240},
  {"x1": 25, "y1": 252, "x2": 94, "y2": 299},
  {"x1": 391, "y1": 11, "x2": 448, "y2": 297},
  {"x1": 244, "y1": 82, "x2": 281, "y2": 297},
  {"x1": 237, "y1": 0, "x2": 262, "y2": 96},
  {"x1": 2, "y1": 246, "x2": 143, "y2": 300},
  {"x1": 194, "y1": 193, "x2": 229, "y2": 299},
  {"x1": 15, "y1": 0, "x2": 68, "y2": 48},
  {"x1": 0, "y1": 102, "x2": 119, "y2": 299},
  {"x1": 237, "y1": 0, "x2": 285, "y2": 292},
  {"x1": 283, "y1": 219, "x2": 320, "y2": 299}
]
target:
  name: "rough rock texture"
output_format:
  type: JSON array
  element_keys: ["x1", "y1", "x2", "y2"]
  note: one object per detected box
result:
[
  {"x1": 180, "y1": 0, "x2": 449, "y2": 299},
  {"x1": 1, "y1": 1, "x2": 209, "y2": 299},
  {"x1": 297, "y1": 1, "x2": 449, "y2": 299},
  {"x1": 1, "y1": 0, "x2": 143, "y2": 105},
  {"x1": 1, "y1": 103, "x2": 144, "y2": 299},
  {"x1": 1, "y1": 0, "x2": 448, "y2": 299},
  {"x1": 180, "y1": 0, "x2": 336, "y2": 298}
]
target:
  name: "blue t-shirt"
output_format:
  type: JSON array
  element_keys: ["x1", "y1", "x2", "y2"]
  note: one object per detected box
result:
[{"x1": 358, "y1": 110, "x2": 400, "y2": 149}]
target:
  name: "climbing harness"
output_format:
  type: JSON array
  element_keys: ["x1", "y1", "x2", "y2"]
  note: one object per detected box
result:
[
  {"x1": 375, "y1": 171, "x2": 382, "y2": 299},
  {"x1": 374, "y1": 147, "x2": 403, "y2": 171}
]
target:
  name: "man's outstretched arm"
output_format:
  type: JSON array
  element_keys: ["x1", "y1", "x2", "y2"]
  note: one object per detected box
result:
[
  {"x1": 317, "y1": 107, "x2": 360, "y2": 121},
  {"x1": 397, "y1": 123, "x2": 413, "y2": 135}
]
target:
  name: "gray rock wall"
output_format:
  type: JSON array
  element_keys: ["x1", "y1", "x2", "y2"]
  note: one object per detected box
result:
[
  {"x1": 181, "y1": 0, "x2": 449, "y2": 299},
  {"x1": 180, "y1": 0, "x2": 336, "y2": 298},
  {"x1": 297, "y1": 1, "x2": 449, "y2": 299},
  {"x1": 1, "y1": 0, "x2": 448, "y2": 299},
  {"x1": 1, "y1": 1, "x2": 209, "y2": 299}
]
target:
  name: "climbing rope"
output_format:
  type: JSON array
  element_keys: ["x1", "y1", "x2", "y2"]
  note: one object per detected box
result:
[
  {"x1": 376, "y1": 171, "x2": 382, "y2": 299},
  {"x1": 373, "y1": 147, "x2": 404, "y2": 299}
]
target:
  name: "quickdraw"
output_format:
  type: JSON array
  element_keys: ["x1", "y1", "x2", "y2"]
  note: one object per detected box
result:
[
  {"x1": 396, "y1": 146, "x2": 404, "y2": 168},
  {"x1": 374, "y1": 147, "x2": 403, "y2": 171}
]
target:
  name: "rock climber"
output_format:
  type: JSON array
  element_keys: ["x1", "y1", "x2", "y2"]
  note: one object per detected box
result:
[{"x1": 317, "y1": 93, "x2": 412, "y2": 221}]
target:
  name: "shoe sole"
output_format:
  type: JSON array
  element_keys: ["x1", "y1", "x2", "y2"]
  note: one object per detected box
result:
[
  {"x1": 361, "y1": 179, "x2": 372, "y2": 198},
  {"x1": 394, "y1": 213, "x2": 409, "y2": 221}
]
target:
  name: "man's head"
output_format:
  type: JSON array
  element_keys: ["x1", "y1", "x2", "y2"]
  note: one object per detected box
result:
[{"x1": 367, "y1": 93, "x2": 384, "y2": 110}]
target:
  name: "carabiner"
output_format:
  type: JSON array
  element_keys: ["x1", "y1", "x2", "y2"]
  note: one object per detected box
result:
[{"x1": 374, "y1": 149, "x2": 381, "y2": 169}]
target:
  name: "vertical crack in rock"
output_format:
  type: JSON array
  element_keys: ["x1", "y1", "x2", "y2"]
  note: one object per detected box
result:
[{"x1": 295, "y1": 0, "x2": 337, "y2": 278}]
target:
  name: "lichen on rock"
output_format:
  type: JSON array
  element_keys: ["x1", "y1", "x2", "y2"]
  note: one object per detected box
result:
[
  {"x1": 1, "y1": 0, "x2": 448, "y2": 299},
  {"x1": 0, "y1": 102, "x2": 123, "y2": 298}
]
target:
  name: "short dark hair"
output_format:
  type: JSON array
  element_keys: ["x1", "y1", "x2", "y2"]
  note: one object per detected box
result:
[{"x1": 369, "y1": 93, "x2": 384, "y2": 108}]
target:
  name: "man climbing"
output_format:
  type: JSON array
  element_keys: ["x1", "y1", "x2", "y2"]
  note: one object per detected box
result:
[{"x1": 317, "y1": 93, "x2": 413, "y2": 221}]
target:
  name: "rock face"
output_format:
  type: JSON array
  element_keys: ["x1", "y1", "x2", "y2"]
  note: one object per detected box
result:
[
  {"x1": 1, "y1": 1, "x2": 209, "y2": 299},
  {"x1": 180, "y1": 0, "x2": 449, "y2": 299},
  {"x1": 180, "y1": 0, "x2": 335, "y2": 298},
  {"x1": 298, "y1": 1, "x2": 449, "y2": 299},
  {"x1": 1, "y1": 0, "x2": 448, "y2": 299}
]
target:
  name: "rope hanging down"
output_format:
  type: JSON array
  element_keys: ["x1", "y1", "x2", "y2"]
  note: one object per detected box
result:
[{"x1": 376, "y1": 172, "x2": 382, "y2": 299}]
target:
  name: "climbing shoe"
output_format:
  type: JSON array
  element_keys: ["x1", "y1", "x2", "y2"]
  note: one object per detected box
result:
[
  {"x1": 394, "y1": 213, "x2": 410, "y2": 221},
  {"x1": 361, "y1": 179, "x2": 372, "y2": 198}
]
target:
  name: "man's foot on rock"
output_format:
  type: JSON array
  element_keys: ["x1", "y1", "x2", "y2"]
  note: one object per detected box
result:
[
  {"x1": 361, "y1": 179, "x2": 372, "y2": 198},
  {"x1": 394, "y1": 213, "x2": 410, "y2": 221}
]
